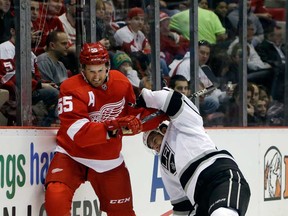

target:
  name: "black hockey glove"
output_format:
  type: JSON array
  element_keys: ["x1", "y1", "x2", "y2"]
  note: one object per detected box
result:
[{"x1": 135, "y1": 94, "x2": 147, "y2": 108}]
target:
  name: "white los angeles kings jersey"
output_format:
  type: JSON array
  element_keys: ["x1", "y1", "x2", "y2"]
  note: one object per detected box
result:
[{"x1": 141, "y1": 88, "x2": 234, "y2": 207}]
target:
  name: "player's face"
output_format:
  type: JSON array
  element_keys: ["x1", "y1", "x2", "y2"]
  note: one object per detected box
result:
[
  {"x1": 83, "y1": 64, "x2": 108, "y2": 88},
  {"x1": 147, "y1": 131, "x2": 163, "y2": 153}
]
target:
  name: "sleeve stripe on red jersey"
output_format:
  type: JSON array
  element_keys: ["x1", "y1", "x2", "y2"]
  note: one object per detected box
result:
[{"x1": 67, "y1": 118, "x2": 89, "y2": 140}]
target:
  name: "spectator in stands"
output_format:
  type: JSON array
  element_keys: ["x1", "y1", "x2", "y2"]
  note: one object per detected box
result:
[
  {"x1": 224, "y1": 82, "x2": 259, "y2": 126},
  {"x1": 0, "y1": 87, "x2": 9, "y2": 125},
  {"x1": 141, "y1": 16, "x2": 150, "y2": 39},
  {"x1": 168, "y1": 74, "x2": 227, "y2": 127},
  {"x1": 102, "y1": 0, "x2": 119, "y2": 52},
  {"x1": 211, "y1": 0, "x2": 235, "y2": 42},
  {"x1": 0, "y1": 22, "x2": 59, "y2": 126},
  {"x1": 169, "y1": 41, "x2": 229, "y2": 124},
  {"x1": 227, "y1": 20, "x2": 272, "y2": 89},
  {"x1": 1, "y1": 21, "x2": 33, "y2": 73},
  {"x1": 227, "y1": 0, "x2": 264, "y2": 47},
  {"x1": 168, "y1": 75, "x2": 227, "y2": 126},
  {"x1": 249, "y1": 82, "x2": 270, "y2": 126},
  {"x1": 168, "y1": 74, "x2": 190, "y2": 97},
  {"x1": 159, "y1": 11, "x2": 190, "y2": 65},
  {"x1": 129, "y1": 50, "x2": 151, "y2": 79},
  {"x1": 169, "y1": 40, "x2": 218, "y2": 87},
  {"x1": 255, "y1": 25, "x2": 285, "y2": 67},
  {"x1": 36, "y1": 30, "x2": 69, "y2": 86},
  {"x1": 255, "y1": 24, "x2": 285, "y2": 102},
  {"x1": 114, "y1": 7, "x2": 161, "y2": 79},
  {"x1": 96, "y1": 0, "x2": 111, "y2": 50},
  {"x1": 0, "y1": 20, "x2": 39, "y2": 80},
  {"x1": 168, "y1": 75, "x2": 226, "y2": 126},
  {"x1": 59, "y1": 0, "x2": 76, "y2": 45},
  {"x1": 112, "y1": 51, "x2": 141, "y2": 94},
  {"x1": 259, "y1": 84, "x2": 284, "y2": 126},
  {"x1": 226, "y1": 0, "x2": 238, "y2": 12},
  {"x1": 138, "y1": 13, "x2": 171, "y2": 79},
  {"x1": 258, "y1": 85, "x2": 271, "y2": 105},
  {"x1": 209, "y1": 50, "x2": 234, "y2": 91},
  {"x1": 0, "y1": 59, "x2": 17, "y2": 125},
  {"x1": 225, "y1": 43, "x2": 248, "y2": 85},
  {"x1": 198, "y1": 0, "x2": 209, "y2": 9},
  {"x1": 103, "y1": 0, "x2": 120, "y2": 32},
  {"x1": 31, "y1": 1, "x2": 42, "y2": 47},
  {"x1": 253, "y1": 99, "x2": 268, "y2": 125},
  {"x1": 114, "y1": 7, "x2": 151, "y2": 55},
  {"x1": 31, "y1": 0, "x2": 40, "y2": 23},
  {"x1": 58, "y1": 0, "x2": 79, "y2": 75},
  {"x1": 32, "y1": 0, "x2": 65, "y2": 55},
  {"x1": 169, "y1": 7, "x2": 227, "y2": 44},
  {"x1": 0, "y1": 0, "x2": 13, "y2": 44}
]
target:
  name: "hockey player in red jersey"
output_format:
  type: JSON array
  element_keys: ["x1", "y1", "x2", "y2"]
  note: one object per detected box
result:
[{"x1": 44, "y1": 42, "x2": 162, "y2": 216}]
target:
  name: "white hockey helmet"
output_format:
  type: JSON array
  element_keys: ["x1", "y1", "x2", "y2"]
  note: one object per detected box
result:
[
  {"x1": 158, "y1": 120, "x2": 169, "y2": 133},
  {"x1": 143, "y1": 120, "x2": 169, "y2": 150},
  {"x1": 142, "y1": 130, "x2": 155, "y2": 149}
]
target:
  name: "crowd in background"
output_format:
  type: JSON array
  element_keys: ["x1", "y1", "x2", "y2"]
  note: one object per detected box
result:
[{"x1": 0, "y1": 0, "x2": 286, "y2": 127}]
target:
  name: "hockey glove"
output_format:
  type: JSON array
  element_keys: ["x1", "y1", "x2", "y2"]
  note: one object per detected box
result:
[{"x1": 104, "y1": 115, "x2": 142, "y2": 135}]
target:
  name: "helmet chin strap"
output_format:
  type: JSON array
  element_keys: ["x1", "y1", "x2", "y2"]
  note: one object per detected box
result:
[
  {"x1": 104, "y1": 66, "x2": 110, "y2": 83},
  {"x1": 81, "y1": 71, "x2": 89, "y2": 83}
]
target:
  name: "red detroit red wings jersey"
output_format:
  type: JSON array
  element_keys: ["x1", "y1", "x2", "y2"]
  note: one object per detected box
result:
[
  {"x1": 0, "y1": 59, "x2": 42, "y2": 100},
  {"x1": 32, "y1": 15, "x2": 65, "y2": 55},
  {"x1": 56, "y1": 70, "x2": 137, "y2": 161}
]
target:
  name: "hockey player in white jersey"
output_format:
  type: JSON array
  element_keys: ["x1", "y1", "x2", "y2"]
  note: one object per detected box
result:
[{"x1": 139, "y1": 87, "x2": 250, "y2": 216}]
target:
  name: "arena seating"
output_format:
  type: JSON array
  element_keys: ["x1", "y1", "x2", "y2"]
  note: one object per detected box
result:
[{"x1": 0, "y1": 89, "x2": 9, "y2": 126}]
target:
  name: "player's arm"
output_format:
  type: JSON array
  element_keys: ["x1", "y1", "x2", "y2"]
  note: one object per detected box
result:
[
  {"x1": 59, "y1": 89, "x2": 142, "y2": 147},
  {"x1": 136, "y1": 87, "x2": 183, "y2": 116},
  {"x1": 58, "y1": 92, "x2": 109, "y2": 147},
  {"x1": 125, "y1": 83, "x2": 167, "y2": 131}
]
